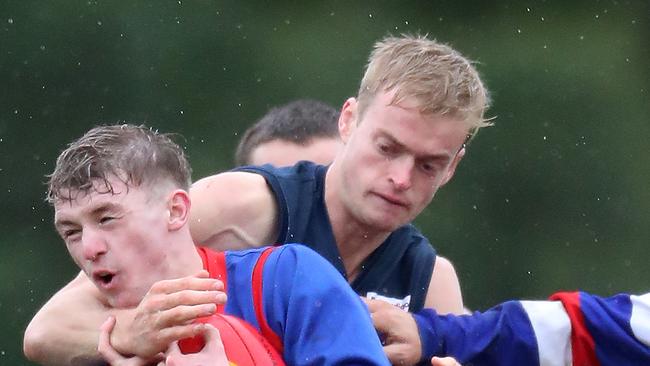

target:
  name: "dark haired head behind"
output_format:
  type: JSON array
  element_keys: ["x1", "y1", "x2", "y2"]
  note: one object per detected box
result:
[{"x1": 234, "y1": 99, "x2": 342, "y2": 166}]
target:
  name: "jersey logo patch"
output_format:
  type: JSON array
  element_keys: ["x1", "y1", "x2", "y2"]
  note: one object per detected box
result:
[{"x1": 366, "y1": 292, "x2": 411, "y2": 311}]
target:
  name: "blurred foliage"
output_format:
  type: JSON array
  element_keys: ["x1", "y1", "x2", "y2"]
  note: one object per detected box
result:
[{"x1": 1, "y1": 1, "x2": 648, "y2": 364}]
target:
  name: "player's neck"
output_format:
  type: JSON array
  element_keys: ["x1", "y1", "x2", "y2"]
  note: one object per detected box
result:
[
  {"x1": 164, "y1": 232, "x2": 205, "y2": 278},
  {"x1": 325, "y1": 161, "x2": 391, "y2": 248},
  {"x1": 325, "y1": 167, "x2": 390, "y2": 280}
]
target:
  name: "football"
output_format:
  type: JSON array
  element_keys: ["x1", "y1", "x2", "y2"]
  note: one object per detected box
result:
[{"x1": 178, "y1": 314, "x2": 285, "y2": 366}]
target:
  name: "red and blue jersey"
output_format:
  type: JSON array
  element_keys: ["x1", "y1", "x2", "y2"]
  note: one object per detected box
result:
[
  {"x1": 414, "y1": 291, "x2": 650, "y2": 366},
  {"x1": 201, "y1": 244, "x2": 390, "y2": 366}
]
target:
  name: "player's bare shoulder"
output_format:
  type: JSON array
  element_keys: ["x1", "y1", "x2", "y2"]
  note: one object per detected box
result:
[
  {"x1": 425, "y1": 256, "x2": 465, "y2": 315},
  {"x1": 190, "y1": 172, "x2": 279, "y2": 250}
]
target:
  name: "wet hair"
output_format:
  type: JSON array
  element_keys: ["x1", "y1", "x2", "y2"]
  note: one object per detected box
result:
[
  {"x1": 358, "y1": 34, "x2": 493, "y2": 138},
  {"x1": 234, "y1": 99, "x2": 340, "y2": 166},
  {"x1": 47, "y1": 124, "x2": 191, "y2": 203}
]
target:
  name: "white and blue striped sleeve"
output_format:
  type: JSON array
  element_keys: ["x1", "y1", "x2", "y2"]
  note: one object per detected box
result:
[{"x1": 414, "y1": 291, "x2": 650, "y2": 366}]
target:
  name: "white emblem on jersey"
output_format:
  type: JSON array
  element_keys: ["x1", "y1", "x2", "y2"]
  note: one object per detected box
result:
[{"x1": 366, "y1": 292, "x2": 411, "y2": 311}]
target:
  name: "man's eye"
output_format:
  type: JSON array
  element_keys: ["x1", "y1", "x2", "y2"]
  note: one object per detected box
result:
[
  {"x1": 63, "y1": 229, "x2": 81, "y2": 240},
  {"x1": 99, "y1": 216, "x2": 115, "y2": 224},
  {"x1": 420, "y1": 163, "x2": 434, "y2": 173},
  {"x1": 377, "y1": 143, "x2": 393, "y2": 154},
  {"x1": 419, "y1": 162, "x2": 440, "y2": 176}
]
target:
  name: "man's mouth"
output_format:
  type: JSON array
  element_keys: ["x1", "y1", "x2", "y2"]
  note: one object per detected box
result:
[
  {"x1": 373, "y1": 192, "x2": 409, "y2": 208},
  {"x1": 92, "y1": 270, "x2": 116, "y2": 288}
]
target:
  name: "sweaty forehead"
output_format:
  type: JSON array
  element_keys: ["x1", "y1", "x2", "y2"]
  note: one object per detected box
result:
[
  {"x1": 53, "y1": 179, "x2": 144, "y2": 219},
  {"x1": 53, "y1": 190, "x2": 124, "y2": 221},
  {"x1": 368, "y1": 110, "x2": 469, "y2": 160},
  {"x1": 367, "y1": 90, "x2": 473, "y2": 130}
]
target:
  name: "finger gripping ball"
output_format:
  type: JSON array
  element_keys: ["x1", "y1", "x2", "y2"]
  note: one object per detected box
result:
[{"x1": 178, "y1": 314, "x2": 285, "y2": 366}]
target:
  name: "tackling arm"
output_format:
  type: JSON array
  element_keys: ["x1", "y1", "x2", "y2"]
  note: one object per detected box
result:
[
  {"x1": 23, "y1": 270, "x2": 227, "y2": 365},
  {"x1": 189, "y1": 172, "x2": 279, "y2": 251}
]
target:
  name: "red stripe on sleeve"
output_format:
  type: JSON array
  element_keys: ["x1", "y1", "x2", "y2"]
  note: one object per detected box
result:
[{"x1": 549, "y1": 291, "x2": 600, "y2": 366}]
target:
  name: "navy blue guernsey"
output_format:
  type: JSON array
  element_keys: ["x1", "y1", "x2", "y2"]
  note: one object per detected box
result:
[{"x1": 233, "y1": 161, "x2": 436, "y2": 312}]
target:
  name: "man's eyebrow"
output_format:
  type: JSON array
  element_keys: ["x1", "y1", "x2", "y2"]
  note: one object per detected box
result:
[
  {"x1": 376, "y1": 131, "x2": 406, "y2": 149},
  {"x1": 377, "y1": 130, "x2": 453, "y2": 161},
  {"x1": 420, "y1": 151, "x2": 454, "y2": 162},
  {"x1": 53, "y1": 218, "x2": 74, "y2": 229},
  {"x1": 89, "y1": 202, "x2": 121, "y2": 216}
]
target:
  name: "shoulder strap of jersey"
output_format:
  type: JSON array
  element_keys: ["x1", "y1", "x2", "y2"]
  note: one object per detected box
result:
[
  {"x1": 252, "y1": 246, "x2": 284, "y2": 355},
  {"x1": 197, "y1": 247, "x2": 228, "y2": 314}
]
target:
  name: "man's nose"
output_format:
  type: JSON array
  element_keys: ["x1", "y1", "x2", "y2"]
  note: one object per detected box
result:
[
  {"x1": 388, "y1": 156, "x2": 414, "y2": 191},
  {"x1": 81, "y1": 229, "x2": 108, "y2": 261}
]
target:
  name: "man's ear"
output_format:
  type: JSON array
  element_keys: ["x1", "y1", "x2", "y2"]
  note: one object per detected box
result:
[
  {"x1": 338, "y1": 97, "x2": 358, "y2": 144},
  {"x1": 167, "y1": 189, "x2": 191, "y2": 231},
  {"x1": 440, "y1": 146, "x2": 466, "y2": 187}
]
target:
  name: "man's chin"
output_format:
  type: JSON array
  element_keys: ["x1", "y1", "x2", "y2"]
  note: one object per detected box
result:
[
  {"x1": 364, "y1": 214, "x2": 406, "y2": 232},
  {"x1": 363, "y1": 203, "x2": 412, "y2": 230},
  {"x1": 108, "y1": 295, "x2": 140, "y2": 309}
]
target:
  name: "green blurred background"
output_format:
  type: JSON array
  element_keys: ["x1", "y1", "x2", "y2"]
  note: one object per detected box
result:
[{"x1": 1, "y1": 1, "x2": 648, "y2": 364}]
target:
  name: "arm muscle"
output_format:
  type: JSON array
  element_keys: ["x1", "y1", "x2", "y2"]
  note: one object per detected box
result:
[
  {"x1": 424, "y1": 256, "x2": 465, "y2": 315},
  {"x1": 189, "y1": 172, "x2": 278, "y2": 250}
]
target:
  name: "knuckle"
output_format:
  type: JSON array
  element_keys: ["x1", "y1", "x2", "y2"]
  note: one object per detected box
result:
[
  {"x1": 175, "y1": 291, "x2": 192, "y2": 303},
  {"x1": 165, "y1": 306, "x2": 184, "y2": 321},
  {"x1": 144, "y1": 297, "x2": 164, "y2": 312},
  {"x1": 176, "y1": 277, "x2": 192, "y2": 287},
  {"x1": 150, "y1": 281, "x2": 167, "y2": 292}
]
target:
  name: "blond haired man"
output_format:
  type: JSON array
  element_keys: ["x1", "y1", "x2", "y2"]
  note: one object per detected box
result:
[
  {"x1": 194, "y1": 34, "x2": 490, "y2": 313},
  {"x1": 24, "y1": 35, "x2": 491, "y2": 365}
]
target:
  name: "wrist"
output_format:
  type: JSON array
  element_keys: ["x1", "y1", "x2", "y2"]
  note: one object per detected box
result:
[
  {"x1": 413, "y1": 310, "x2": 439, "y2": 362},
  {"x1": 110, "y1": 310, "x2": 136, "y2": 357}
]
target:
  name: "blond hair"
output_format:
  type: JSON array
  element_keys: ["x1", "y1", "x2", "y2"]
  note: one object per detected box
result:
[{"x1": 358, "y1": 34, "x2": 492, "y2": 138}]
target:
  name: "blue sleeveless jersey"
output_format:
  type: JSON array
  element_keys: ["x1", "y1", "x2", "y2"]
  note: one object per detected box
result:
[{"x1": 233, "y1": 161, "x2": 436, "y2": 312}]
